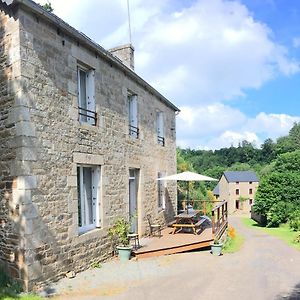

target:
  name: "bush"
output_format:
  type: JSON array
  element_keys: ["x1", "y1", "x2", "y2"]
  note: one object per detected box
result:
[
  {"x1": 0, "y1": 268, "x2": 22, "y2": 297},
  {"x1": 294, "y1": 233, "x2": 300, "y2": 243},
  {"x1": 266, "y1": 201, "x2": 293, "y2": 227},
  {"x1": 289, "y1": 210, "x2": 300, "y2": 231}
]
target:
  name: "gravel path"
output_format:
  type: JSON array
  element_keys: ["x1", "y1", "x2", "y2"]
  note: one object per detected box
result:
[{"x1": 52, "y1": 216, "x2": 300, "y2": 300}]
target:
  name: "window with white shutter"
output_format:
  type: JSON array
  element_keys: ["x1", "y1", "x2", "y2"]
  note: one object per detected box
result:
[
  {"x1": 77, "y1": 66, "x2": 97, "y2": 125},
  {"x1": 128, "y1": 94, "x2": 139, "y2": 138},
  {"x1": 157, "y1": 112, "x2": 165, "y2": 146},
  {"x1": 77, "y1": 165, "x2": 101, "y2": 233}
]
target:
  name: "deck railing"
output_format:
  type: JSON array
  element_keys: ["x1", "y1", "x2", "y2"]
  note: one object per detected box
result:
[{"x1": 211, "y1": 201, "x2": 228, "y2": 239}]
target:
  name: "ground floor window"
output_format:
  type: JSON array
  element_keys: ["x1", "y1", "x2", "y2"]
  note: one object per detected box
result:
[
  {"x1": 235, "y1": 200, "x2": 240, "y2": 210},
  {"x1": 77, "y1": 165, "x2": 101, "y2": 233}
]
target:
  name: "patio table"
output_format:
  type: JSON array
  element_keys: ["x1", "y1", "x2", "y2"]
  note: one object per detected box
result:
[{"x1": 172, "y1": 211, "x2": 200, "y2": 234}]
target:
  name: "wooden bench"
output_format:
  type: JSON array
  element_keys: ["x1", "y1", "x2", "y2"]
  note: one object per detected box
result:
[
  {"x1": 172, "y1": 223, "x2": 197, "y2": 234},
  {"x1": 194, "y1": 218, "x2": 206, "y2": 228},
  {"x1": 172, "y1": 218, "x2": 207, "y2": 235},
  {"x1": 167, "y1": 220, "x2": 177, "y2": 227}
]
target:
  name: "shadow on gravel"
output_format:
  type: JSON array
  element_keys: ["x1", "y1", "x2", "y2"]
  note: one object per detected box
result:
[{"x1": 276, "y1": 283, "x2": 300, "y2": 300}]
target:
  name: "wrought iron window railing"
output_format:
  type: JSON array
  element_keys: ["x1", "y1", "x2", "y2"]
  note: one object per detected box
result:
[
  {"x1": 78, "y1": 106, "x2": 97, "y2": 126},
  {"x1": 129, "y1": 125, "x2": 139, "y2": 139},
  {"x1": 157, "y1": 135, "x2": 165, "y2": 146}
]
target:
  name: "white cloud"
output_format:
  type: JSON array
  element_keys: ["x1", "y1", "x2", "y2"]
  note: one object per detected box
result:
[{"x1": 177, "y1": 104, "x2": 300, "y2": 149}]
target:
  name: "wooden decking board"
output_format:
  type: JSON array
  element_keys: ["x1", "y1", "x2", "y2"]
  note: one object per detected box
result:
[{"x1": 133, "y1": 226, "x2": 214, "y2": 258}]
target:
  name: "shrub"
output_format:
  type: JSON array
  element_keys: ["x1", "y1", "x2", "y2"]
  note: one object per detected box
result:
[
  {"x1": 294, "y1": 233, "x2": 300, "y2": 244},
  {"x1": 289, "y1": 210, "x2": 300, "y2": 231},
  {"x1": 266, "y1": 201, "x2": 293, "y2": 227},
  {"x1": 0, "y1": 268, "x2": 22, "y2": 296}
]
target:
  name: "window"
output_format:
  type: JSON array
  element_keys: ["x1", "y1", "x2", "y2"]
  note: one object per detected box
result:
[
  {"x1": 77, "y1": 165, "x2": 101, "y2": 233},
  {"x1": 249, "y1": 181, "x2": 252, "y2": 184},
  {"x1": 128, "y1": 93, "x2": 138, "y2": 138},
  {"x1": 236, "y1": 200, "x2": 239, "y2": 210},
  {"x1": 249, "y1": 199, "x2": 253, "y2": 205},
  {"x1": 235, "y1": 189, "x2": 239, "y2": 195},
  {"x1": 249, "y1": 188, "x2": 253, "y2": 195},
  {"x1": 77, "y1": 66, "x2": 96, "y2": 125},
  {"x1": 157, "y1": 112, "x2": 165, "y2": 146},
  {"x1": 236, "y1": 181, "x2": 239, "y2": 184},
  {"x1": 157, "y1": 172, "x2": 166, "y2": 210}
]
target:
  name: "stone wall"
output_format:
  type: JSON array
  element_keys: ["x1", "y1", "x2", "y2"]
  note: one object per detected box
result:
[
  {"x1": 1, "y1": 5, "x2": 178, "y2": 290},
  {"x1": 0, "y1": 3, "x2": 25, "y2": 286}
]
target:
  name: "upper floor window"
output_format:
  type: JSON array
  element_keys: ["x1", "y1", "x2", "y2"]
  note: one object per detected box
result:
[
  {"x1": 157, "y1": 112, "x2": 165, "y2": 146},
  {"x1": 249, "y1": 188, "x2": 253, "y2": 195},
  {"x1": 77, "y1": 66, "x2": 97, "y2": 126},
  {"x1": 128, "y1": 93, "x2": 139, "y2": 138},
  {"x1": 249, "y1": 181, "x2": 252, "y2": 184},
  {"x1": 77, "y1": 165, "x2": 101, "y2": 233},
  {"x1": 236, "y1": 181, "x2": 239, "y2": 184},
  {"x1": 157, "y1": 172, "x2": 166, "y2": 210},
  {"x1": 235, "y1": 189, "x2": 239, "y2": 195}
]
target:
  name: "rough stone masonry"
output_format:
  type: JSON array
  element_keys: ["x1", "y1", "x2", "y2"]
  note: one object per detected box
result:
[{"x1": 0, "y1": 0, "x2": 179, "y2": 291}]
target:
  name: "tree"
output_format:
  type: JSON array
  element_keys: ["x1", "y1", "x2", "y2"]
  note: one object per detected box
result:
[{"x1": 253, "y1": 150, "x2": 300, "y2": 227}]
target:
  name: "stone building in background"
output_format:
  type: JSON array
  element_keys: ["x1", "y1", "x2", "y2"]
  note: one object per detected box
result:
[
  {"x1": 0, "y1": 0, "x2": 179, "y2": 290},
  {"x1": 215, "y1": 171, "x2": 259, "y2": 214}
]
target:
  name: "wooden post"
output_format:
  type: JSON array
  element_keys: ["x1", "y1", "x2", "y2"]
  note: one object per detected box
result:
[{"x1": 212, "y1": 209, "x2": 215, "y2": 234}]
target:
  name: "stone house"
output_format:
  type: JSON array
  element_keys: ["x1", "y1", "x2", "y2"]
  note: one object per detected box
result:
[
  {"x1": 215, "y1": 171, "x2": 259, "y2": 214},
  {"x1": 0, "y1": 0, "x2": 179, "y2": 290}
]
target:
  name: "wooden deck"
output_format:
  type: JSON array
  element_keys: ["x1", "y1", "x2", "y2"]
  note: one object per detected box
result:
[{"x1": 133, "y1": 226, "x2": 214, "y2": 259}]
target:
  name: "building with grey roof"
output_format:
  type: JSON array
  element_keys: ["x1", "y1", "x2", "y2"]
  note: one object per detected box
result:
[{"x1": 216, "y1": 171, "x2": 259, "y2": 214}]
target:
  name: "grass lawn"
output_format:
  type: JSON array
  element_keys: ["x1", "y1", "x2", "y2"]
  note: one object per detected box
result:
[
  {"x1": 242, "y1": 217, "x2": 300, "y2": 251},
  {"x1": 223, "y1": 232, "x2": 245, "y2": 253},
  {"x1": 0, "y1": 294, "x2": 42, "y2": 300},
  {"x1": 0, "y1": 271, "x2": 42, "y2": 300}
]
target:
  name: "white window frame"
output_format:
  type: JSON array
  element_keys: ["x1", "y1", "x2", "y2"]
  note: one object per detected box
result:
[
  {"x1": 77, "y1": 66, "x2": 96, "y2": 125},
  {"x1": 158, "y1": 172, "x2": 166, "y2": 211},
  {"x1": 157, "y1": 111, "x2": 165, "y2": 146},
  {"x1": 77, "y1": 165, "x2": 101, "y2": 234},
  {"x1": 128, "y1": 93, "x2": 138, "y2": 138}
]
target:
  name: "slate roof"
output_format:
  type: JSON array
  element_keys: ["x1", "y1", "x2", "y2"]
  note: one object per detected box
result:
[
  {"x1": 223, "y1": 171, "x2": 259, "y2": 183},
  {"x1": 213, "y1": 183, "x2": 219, "y2": 195}
]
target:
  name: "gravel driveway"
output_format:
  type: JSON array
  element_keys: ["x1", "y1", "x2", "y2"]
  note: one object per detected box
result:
[{"x1": 52, "y1": 216, "x2": 300, "y2": 300}]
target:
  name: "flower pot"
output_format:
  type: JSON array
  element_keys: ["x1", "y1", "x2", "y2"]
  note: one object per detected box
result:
[
  {"x1": 210, "y1": 243, "x2": 223, "y2": 256},
  {"x1": 116, "y1": 246, "x2": 132, "y2": 262}
]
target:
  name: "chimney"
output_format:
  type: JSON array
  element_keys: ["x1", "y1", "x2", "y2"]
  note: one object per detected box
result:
[{"x1": 109, "y1": 44, "x2": 135, "y2": 70}]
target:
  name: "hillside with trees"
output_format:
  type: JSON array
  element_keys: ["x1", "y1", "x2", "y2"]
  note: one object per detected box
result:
[{"x1": 177, "y1": 122, "x2": 300, "y2": 230}]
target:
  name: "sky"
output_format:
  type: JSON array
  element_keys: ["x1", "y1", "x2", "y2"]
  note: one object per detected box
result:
[{"x1": 38, "y1": 0, "x2": 300, "y2": 150}]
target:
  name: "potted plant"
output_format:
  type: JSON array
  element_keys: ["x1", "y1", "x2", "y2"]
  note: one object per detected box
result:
[
  {"x1": 210, "y1": 238, "x2": 223, "y2": 256},
  {"x1": 108, "y1": 218, "x2": 132, "y2": 262}
]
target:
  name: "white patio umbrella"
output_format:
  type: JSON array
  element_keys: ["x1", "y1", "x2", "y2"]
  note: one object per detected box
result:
[{"x1": 157, "y1": 171, "x2": 218, "y2": 214}]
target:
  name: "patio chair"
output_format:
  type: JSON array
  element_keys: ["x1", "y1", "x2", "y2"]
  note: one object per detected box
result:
[{"x1": 146, "y1": 214, "x2": 162, "y2": 237}]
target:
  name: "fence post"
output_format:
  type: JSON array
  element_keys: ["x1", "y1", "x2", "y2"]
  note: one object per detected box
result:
[{"x1": 212, "y1": 209, "x2": 215, "y2": 235}]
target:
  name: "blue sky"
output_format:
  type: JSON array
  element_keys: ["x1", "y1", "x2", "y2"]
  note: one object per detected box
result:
[{"x1": 38, "y1": 0, "x2": 300, "y2": 149}]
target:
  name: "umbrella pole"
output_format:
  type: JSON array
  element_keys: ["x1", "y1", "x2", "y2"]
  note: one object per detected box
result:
[{"x1": 187, "y1": 182, "x2": 189, "y2": 214}]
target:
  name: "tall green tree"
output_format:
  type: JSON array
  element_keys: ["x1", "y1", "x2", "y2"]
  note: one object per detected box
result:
[{"x1": 253, "y1": 150, "x2": 300, "y2": 227}]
